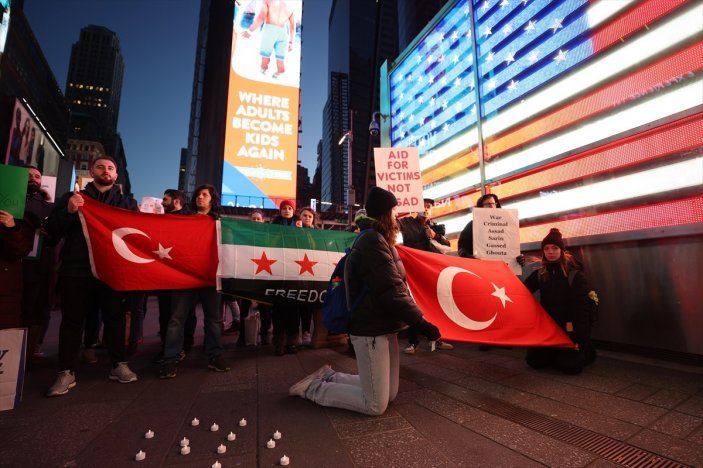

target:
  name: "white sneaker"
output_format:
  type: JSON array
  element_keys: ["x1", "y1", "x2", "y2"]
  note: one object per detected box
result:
[
  {"x1": 109, "y1": 362, "x2": 138, "y2": 383},
  {"x1": 302, "y1": 331, "x2": 311, "y2": 346},
  {"x1": 435, "y1": 340, "x2": 454, "y2": 350},
  {"x1": 404, "y1": 344, "x2": 417, "y2": 355},
  {"x1": 289, "y1": 365, "x2": 331, "y2": 397},
  {"x1": 47, "y1": 370, "x2": 76, "y2": 397}
]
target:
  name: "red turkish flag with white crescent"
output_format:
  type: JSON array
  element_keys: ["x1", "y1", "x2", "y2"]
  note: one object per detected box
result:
[
  {"x1": 79, "y1": 197, "x2": 218, "y2": 290},
  {"x1": 396, "y1": 245, "x2": 574, "y2": 348}
]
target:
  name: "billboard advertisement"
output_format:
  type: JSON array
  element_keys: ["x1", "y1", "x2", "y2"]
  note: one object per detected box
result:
[
  {"x1": 385, "y1": 0, "x2": 703, "y2": 244},
  {"x1": 222, "y1": 0, "x2": 302, "y2": 209},
  {"x1": 4, "y1": 98, "x2": 63, "y2": 200}
]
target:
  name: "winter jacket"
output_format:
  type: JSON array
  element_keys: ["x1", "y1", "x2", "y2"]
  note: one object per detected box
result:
[
  {"x1": 44, "y1": 183, "x2": 138, "y2": 277},
  {"x1": 271, "y1": 215, "x2": 298, "y2": 226},
  {"x1": 523, "y1": 262, "x2": 592, "y2": 348},
  {"x1": 398, "y1": 216, "x2": 449, "y2": 253},
  {"x1": 1, "y1": 218, "x2": 36, "y2": 328},
  {"x1": 345, "y1": 230, "x2": 424, "y2": 336}
]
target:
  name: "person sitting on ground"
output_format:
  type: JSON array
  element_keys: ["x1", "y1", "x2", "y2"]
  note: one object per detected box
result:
[
  {"x1": 523, "y1": 228, "x2": 596, "y2": 374},
  {"x1": 288, "y1": 186, "x2": 443, "y2": 416}
]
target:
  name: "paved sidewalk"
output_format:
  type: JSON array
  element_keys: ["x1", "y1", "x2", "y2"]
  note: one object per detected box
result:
[{"x1": 1, "y1": 298, "x2": 702, "y2": 467}]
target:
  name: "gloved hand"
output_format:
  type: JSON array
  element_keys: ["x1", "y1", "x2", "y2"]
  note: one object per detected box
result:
[{"x1": 416, "y1": 319, "x2": 440, "y2": 341}]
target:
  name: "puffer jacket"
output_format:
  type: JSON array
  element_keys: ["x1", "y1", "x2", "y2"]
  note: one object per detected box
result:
[
  {"x1": 44, "y1": 183, "x2": 138, "y2": 277},
  {"x1": 345, "y1": 229, "x2": 424, "y2": 336}
]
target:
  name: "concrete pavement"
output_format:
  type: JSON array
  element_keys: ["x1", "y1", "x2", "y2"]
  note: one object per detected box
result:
[{"x1": 1, "y1": 297, "x2": 702, "y2": 467}]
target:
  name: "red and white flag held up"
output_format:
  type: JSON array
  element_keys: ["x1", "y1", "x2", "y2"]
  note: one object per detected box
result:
[
  {"x1": 397, "y1": 245, "x2": 574, "y2": 348},
  {"x1": 79, "y1": 197, "x2": 218, "y2": 291}
]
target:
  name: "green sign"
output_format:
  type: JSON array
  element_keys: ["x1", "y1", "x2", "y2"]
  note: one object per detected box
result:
[{"x1": 0, "y1": 165, "x2": 28, "y2": 218}]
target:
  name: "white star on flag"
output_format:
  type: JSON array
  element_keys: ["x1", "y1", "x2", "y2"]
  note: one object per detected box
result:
[
  {"x1": 554, "y1": 49, "x2": 568, "y2": 62},
  {"x1": 486, "y1": 51, "x2": 495, "y2": 62},
  {"x1": 429, "y1": 76, "x2": 434, "y2": 84},
  {"x1": 443, "y1": 123, "x2": 449, "y2": 132},
  {"x1": 504, "y1": 51, "x2": 515, "y2": 65},
  {"x1": 551, "y1": 18, "x2": 563, "y2": 33},
  {"x1": 524, "y1": 20, "x2": 536, "y2": 33},
  {"x1": 451, "y1": 31, "x2": 458, "y2": 41},
  {"x1": 528, "y1": 50, "x2": 540, "y2": 63},
  {"x1": 453, "y1": 54, "x2": 459, "y2": 63},
  {"x1": 454, "y1": 77, "x2": 461, "y2": 86},
  {"x1": 483, "y1": 26, "x2": 492, "y2": 37},
  {"x1": 487, "y1": 78, "x2": 497, "y2": 91},
  {"x1": 153, "y1": 243, "x2": 173, "y2": 260},
  {"x1": 500, "y1": 0, "x2": 510, "y2": 8},
  {"x1": 491, "y1": 282, "x2": 513, "y2": 308},
  {"x1": 481, "y1": 1, "x2": 489, "y2": 11},
  {"x1": 503, "y1": 24, "x2": 513, "y2": 37},
  {"x1": 507, "y1": 79, "x2": 519, "y2": 92}
]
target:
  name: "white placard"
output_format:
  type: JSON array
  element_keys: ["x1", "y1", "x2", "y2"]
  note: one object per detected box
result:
[
  {"x1": 139, "y1": 196, "x2": 163, "y2": 214},
  {"x1": 472, "y1": 208, "x2": 522, "y2": 275},
  {"x1": 373, "y1": 147, "x2": 423, "y2": 213}
]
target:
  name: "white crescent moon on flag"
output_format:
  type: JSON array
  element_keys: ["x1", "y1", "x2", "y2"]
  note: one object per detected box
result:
[
  {"x1": 436, "y1": 266, "x2": 497, "y2": 331},
  {"x1": 112, "y1": 227, "x2": 155, "y2": 264}
]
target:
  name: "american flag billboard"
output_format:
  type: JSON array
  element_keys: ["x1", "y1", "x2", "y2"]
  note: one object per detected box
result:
[{"x1": 386, "y1": 0, "x2": 703, "y2": 244}]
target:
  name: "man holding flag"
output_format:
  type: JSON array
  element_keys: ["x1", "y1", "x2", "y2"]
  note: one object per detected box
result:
[{"x1": 44, "y1": 157, "x2": 139, "y2": 397}]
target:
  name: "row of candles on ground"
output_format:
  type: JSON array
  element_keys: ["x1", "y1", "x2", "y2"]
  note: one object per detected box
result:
[{"x1": 134, "y1": 417, "x2": 290, "y2": 466}]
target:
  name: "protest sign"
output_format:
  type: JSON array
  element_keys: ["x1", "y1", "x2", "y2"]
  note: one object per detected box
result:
[
  {"x1": 373, "y1": 147, "x2": 423, "y2": 213},
  {"x1": 473, "y1": 208, "x2": 522, "y2": 275}
]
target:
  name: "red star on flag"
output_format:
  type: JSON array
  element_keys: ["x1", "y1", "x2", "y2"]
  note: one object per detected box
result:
[
  {"x1": 295, "y1": 253, "x2": 318, "y2": 276},
  {"x1": 251, "y1": 251, "x2": 277, "y2": 275}
]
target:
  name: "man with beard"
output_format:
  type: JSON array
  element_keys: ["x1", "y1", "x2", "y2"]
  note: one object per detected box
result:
[
  {"x1": 44, "y1": 157, "x2": 139, "y2": 396},
  {"x1": 22, "y1": 166, "x2": 56, "y2": 360}
]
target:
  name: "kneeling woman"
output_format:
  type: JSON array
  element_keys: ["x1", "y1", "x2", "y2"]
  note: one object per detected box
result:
[
  {"x1": 524, "y1": 228, "x2": 596, "y2": 374},
  {"x1": 289, "y1": 187, "x2": 440, "y2": 415}
]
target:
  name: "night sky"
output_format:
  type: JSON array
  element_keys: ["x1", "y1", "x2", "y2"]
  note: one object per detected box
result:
[{"x1": 23, "y1": 0, "x2": 330, "y2": 201}]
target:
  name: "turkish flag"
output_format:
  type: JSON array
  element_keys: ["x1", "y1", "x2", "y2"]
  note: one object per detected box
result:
[
  {"x1": 396, "y1": 245, "x2": 574, "y2": 348},
  {"x1": 79, "y1": 197, "x2": 218, "y2": 290}
]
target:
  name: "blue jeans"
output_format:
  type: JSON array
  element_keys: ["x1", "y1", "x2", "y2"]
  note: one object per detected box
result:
[
  {"x1": 304, "y1": 334, "x2": 399, "y2": 415},
  {"x1": 164, "y1": 288, "x2": 223, "y2": 361}
]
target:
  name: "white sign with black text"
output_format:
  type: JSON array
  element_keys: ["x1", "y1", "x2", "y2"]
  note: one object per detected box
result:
[{"x1": 472, "y1": 208, "x2": 521, "y2": 275}]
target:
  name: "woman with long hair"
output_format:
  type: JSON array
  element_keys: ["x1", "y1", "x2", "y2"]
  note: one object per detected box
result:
[
  {"x1": 523, "y1": 228, "x2": 596, "y2": 374},
  {"x1": 288, "y1": 187, "x2": 441, "y2": 415}
]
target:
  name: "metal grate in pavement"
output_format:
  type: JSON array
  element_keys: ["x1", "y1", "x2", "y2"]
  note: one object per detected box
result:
[{"x1": 401, "y1": 367, "x2": 691, "y2": 468}]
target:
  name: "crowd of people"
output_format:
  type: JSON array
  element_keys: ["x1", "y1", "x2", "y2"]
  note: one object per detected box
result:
[{"x1": 1, "y1": 158, "x2": 596, "y2": 414}]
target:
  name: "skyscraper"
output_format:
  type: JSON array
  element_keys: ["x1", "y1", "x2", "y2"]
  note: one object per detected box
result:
[
  {"x1": 322, "y1": 0, "x2": 398, "y2": 215},
  {"x1": 65, "y1": 25, "x2": 124, "y2": 140}
]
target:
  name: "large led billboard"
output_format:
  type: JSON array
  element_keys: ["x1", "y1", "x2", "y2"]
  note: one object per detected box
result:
[
  {"x1": 222, "y1": 0, "x2": 303, "y2": 209},
  {"x1": 385, "y1": 0, "x2": 703, "y2": 244},
  {"x1": 4, "y1": 98, "x2": 63, "y2": 200}
]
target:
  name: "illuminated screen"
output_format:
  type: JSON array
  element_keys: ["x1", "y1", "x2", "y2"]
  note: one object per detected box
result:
[
  {"x1": 386, "y1": 0, "x2": 703, "y2": 242},
  {"x1": 222, "y1": 0, "x2": 302, "y2": 209},
  {"x1": 4, "y1": 99, "x2": 62, "y2": 200}
]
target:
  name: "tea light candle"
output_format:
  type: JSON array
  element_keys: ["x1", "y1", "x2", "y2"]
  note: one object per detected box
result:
[
  {"x1": 211, "y1": 423, "x2": 219, "y2": 432},
  {"x1": 280, "y1": 454, "x2": 290, "y2": 466},
  {"x1": 191, "y1": 417, "x2": 200, "y2": 426},
  {"x1": 239, "y1": 418, "x2": 247, "y2": 427},
  {"x1": 227, "y1": 432, "x2": 236, "y2": 441},
  {"x1": 212, "y1": 462, "x2": 221, "y2": 468},
  {"x1": 144, "y1": 430, "x2": 154, "y2": 439},
  {"x1": 180, "y1": 437, "x2": 189, "y2": 447},
  {"x1": 273, "y1": 430, "x2": 282, "y2": 440},
  {"x1": 180, "y1": 445, "x2": 190, "y2": 455},
  {"x1": 217, "y1": 444, "x2": 227, "y2": 454},
  {"x1": 135, "y1": 450, "x2": 146, "y2": 461},
  {"x1": 267, "y1": 438, "x2": 276, "y2": 449}
]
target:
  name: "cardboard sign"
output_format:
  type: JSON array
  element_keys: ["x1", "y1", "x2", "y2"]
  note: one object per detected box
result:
[
  {"x1": 0, "y1": 165, "x2": 28, "y2": 218},
  {"x1": 472, "y1": 208, "x2": 522, "y2": 275},
  {"x1": 373, "y1": 147, "x2": 423, "y2": 213}
]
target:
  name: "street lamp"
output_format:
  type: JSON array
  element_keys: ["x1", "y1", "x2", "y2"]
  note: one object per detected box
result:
[{"x1": 338, "y1": 111, "x2": 355, "y2": 225}]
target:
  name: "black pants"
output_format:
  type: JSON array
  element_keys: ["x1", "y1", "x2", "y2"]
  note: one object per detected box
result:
[
  {"x1": 272, "y1": 303, "x2": 299, "y2": 344},
  {"x1": 58, "y1": 276, "x2": 127, "y2": 370}
]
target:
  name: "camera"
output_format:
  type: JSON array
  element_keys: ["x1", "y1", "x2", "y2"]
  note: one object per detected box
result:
[{"x1": 368, "y1": 120, "x2": 380, "y2": 136}]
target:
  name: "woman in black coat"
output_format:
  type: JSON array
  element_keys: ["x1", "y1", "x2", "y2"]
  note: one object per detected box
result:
[
  {"x1": 288, "y1": 187, "x2": 441, "y2": 415},
  {"x1": 523, "y1": 228, "x2": 596, "y2": 374}
]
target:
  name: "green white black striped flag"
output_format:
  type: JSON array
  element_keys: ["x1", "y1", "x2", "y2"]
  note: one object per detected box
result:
[{"x1": 218, "y1": 218, "x2": 357, "y2": 304}]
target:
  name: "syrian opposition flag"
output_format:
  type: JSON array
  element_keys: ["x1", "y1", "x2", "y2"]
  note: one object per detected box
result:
[
  {"x1": 396, "y1": 245, "x2": 573, "y2": 348},
  {"x1": 79, "y1": 197, "x2": 218, "y2": 290},
  {"x1": 218, "y1": 219, "x2": 356, "y2": 304}
]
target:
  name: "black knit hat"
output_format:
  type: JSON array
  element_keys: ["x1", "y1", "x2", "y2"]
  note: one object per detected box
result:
[
  {"x1": 541, "y1": 228, "x2": 565, "y2": 251},
  {"x1": 365, "y1": 186, "x2": 398, "y2": 219}
]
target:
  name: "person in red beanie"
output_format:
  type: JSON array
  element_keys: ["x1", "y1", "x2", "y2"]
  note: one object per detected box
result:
[{"x1": 271, "y1": 199, "x2": 299, "y2": 227}]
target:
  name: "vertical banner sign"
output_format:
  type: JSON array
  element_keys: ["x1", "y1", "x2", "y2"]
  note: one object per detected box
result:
[
  {"x1": 472, "y1": 208, "x2": 522, "y2": 275},
  {"x1": 222, "y1": 0, "x2": 303, "y2": 209},
  {"x1": 373, "y1": 147, "x2": 423, "y2": 213}
]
